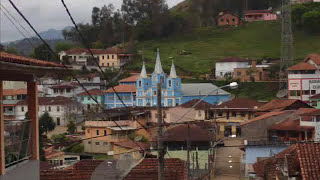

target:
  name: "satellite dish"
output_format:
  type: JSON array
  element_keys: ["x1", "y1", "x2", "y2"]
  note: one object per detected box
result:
[
  {"x1": 134, "y1": 135, "x2": 143, "y2": 142},
  {"x1": 277, "y1": 89, "x2": 288, "y2": 98}
]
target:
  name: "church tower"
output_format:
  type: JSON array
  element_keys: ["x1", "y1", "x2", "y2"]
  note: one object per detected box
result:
[
  {"x1": 166, "y1": 60, "x2": 182, "y2": 106},
  {"x1": 151, "y1": 49, "x2": 166, "y2": 106},
  {"x1": 136, "y1": 61, "x2": 151, "y2": 106}
]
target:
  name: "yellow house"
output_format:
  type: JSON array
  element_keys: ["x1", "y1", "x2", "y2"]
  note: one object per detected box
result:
[{"x1": 210, "y1": 98, "x2": 263, "y2": 138}]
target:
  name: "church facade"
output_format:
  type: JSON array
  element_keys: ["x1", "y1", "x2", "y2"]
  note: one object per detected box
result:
[{"x1": 136, "y1": 49, "x2": 182, "y2": 107}]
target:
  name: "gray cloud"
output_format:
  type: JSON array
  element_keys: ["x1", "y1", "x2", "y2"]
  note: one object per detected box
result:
[{"x1": 0, "y1": 0, "x2": 183, "y2": 43}]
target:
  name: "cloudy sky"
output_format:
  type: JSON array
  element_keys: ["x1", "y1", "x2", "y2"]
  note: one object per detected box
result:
[{"x1": 0, "y1": 0, "x2": 184, "y2": 43}]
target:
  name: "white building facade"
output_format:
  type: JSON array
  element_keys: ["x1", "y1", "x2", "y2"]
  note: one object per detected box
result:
[
  {"x1": 215, "y1": 58, "x2": 249, "y2": 79},
  {"x1": 288, "y1": 54, "x2": 320, "y2": 102}
]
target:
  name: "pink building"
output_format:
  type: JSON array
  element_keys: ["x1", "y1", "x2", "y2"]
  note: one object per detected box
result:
[{"x1": 244, "y1": 10, "x2": 277, "y2": 22}]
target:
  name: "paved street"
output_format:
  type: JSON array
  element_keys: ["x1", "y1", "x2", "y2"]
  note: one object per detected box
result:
[{"x1": 214, "y1": 138, "x2": 243, "y2": 180}]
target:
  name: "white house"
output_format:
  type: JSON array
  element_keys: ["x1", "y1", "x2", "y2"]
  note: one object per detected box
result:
[
  {"x1": 16, "y1": 96, "x2": 83, "y2": 126},
  {"x1": 288, "y1": 54, "x2": 320, "y2": 103},
  {"x1": 47, "y1": 82, "x2": 78, "y2": 98},
  {"x1": 215, "y1": 57, "x2": 249, "y2": 79}
]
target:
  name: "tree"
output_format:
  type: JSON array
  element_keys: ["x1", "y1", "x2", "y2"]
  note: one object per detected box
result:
[
  {"x1": 67, "y1": 121, "x2": 77, "y2": 134},
  {"x1": 303, "y1": 10, "x2": 320, "y2": 33},
  {"x1": 39, "y1": 112, "x2": 56, "y2": 135},
  {"x1": 0, "y1": 44, "x2": 4, "y2": 51},
  {"x1": 30, "y1": 44, "x2": 53, "y2": 61},
  {"x1": 5, "y1": 46, "x2": 19, "y2": 55},
  {"x1": 51, "y1": 134, "x2": 70, "y2": 144},
  {"x1": 55, "y1": 42, "x2": 73, "y2": 53}
]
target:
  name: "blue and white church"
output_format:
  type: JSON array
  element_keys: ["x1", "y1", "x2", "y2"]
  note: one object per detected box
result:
[{"x1": 136, "y1": 49, "x2": 182, "y2": 107}]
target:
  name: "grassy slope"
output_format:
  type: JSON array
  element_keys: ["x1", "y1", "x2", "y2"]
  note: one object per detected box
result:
[{"x1": 132, "y1": 21, "x2": 320, "y2": 75}]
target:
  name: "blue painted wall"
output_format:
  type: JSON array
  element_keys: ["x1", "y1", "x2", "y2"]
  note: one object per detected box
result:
[
  {"x1": 120, "y1": 82, "x2": 136, "y2": 86},
  {"x1": 182, "y1": 95, "x2": 230, "y2": 105},
  {"x1": 104, "y1": 92, "x2": 136, "y2": 109}
]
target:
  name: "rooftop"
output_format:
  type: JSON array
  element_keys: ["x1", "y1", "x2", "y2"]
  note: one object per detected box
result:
[
  {"x1": 213, "y1": 97, "x2": 263, "y2": 110},
  {"x1": 3, "y1": 88, "x2": 27, "y2": 96},
  {"x1": 119, "y1": 74, "x2": 140, "y2": 83},
  {"x1": 216, "y1": 57, "x2": 249, "y2": 63},
  {"x1": 180, "y1": 99, "x2": 213, "y2": 110},
  {"x1": 240, "y1": 111, "x2": 287, "y2": 126},
  {"x1": 288, "y1": 62, "x2": 317, "y2": 71},
  {"x1": 304, "y1": 54, "x2": 320, "y2": 65},
  {"x1": 244, "y1": 9, "x2": 274, "y2": 14},
  {"x1": 17, "y1": 96, "x2": 74, "y2": 106},
  {"x1": 258, "y1": 99, "x2": 312, "y2": 112},
  {"x1": 181, "y1": 83, "x2": 229, "y2": 96},
  {"x1": 105, "y1": 84, "x2": 136, "y2": 93}
]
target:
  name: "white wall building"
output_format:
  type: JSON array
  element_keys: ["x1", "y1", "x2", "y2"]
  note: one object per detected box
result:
[
  {"x1": 215, "y1": 57, "x2": 249, "y2": 79},
  {"x1": 288, "y1": 54, "x2": 320, "y2": 102},
  {"x1": 16, "y1": 96, "x2": 83, "y2": 126}
]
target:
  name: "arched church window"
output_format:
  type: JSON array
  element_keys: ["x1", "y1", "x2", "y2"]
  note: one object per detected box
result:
[
  {"x1": 176, "y1": 81, "x2": 179, "y2": 87},
  {"x1": 168, "y1": 80, "x2": 172, "y2": 87},
  {"x1": 138, "y1": 80, "x2": 142, "y2": 87},
  {"x1": 153, "y1": 91, "x2": 157, "y2": 96},
  {"x1": 160, "y1": 76, "x2": 164, "y2": 84}
]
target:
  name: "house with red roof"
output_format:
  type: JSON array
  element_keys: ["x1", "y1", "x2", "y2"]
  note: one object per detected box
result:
[
  {"x1": 104, "y1": 84, "x2": 137, "y2": 109},
  {"x1": 244, "y1": 9, "x2": 278, "y2": 22},
  {"x1": 217, "y1": 11, "x2": 242, "y2": 26},
  {"x1": 119, "y1": 74, "x2": 140, "y2": 86},
  {"x1": 288, "y1": 54, "x2": 320, "y2": 103},
  {"x1": 76, "y1": 88, "x2": 104, "y2": 112}
]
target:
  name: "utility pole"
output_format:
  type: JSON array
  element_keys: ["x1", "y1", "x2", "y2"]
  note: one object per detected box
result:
[
  {"x1": 187, "y1": 122, "x2": 191, "y2": 180},
  {"x1": 157, "y1": 83, "x2": 165, "y2": 180}
]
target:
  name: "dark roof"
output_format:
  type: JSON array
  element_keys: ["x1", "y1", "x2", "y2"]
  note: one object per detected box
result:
[
  {"x1": 0, "y1": 51, "x2": 65, "y2": 68},
  {"x1": 180, "y1": 99, "x2": 213, "y2": 110},
  {"x1": 77, "y1": 88, "x2": 104, "y2": 96},
  {"x1": 258, "y1": 99, "x2": 312, "y2": 112},
  {"x1": 288, "y1": 62, "x2": 317, "y2": 71},
  {"x1": 213, "y1": 98, "x2": 263, "y2": 110},
  {"x1": 216, "y1": 57, "x2": 249, "y2": 63},
  {"x1": 124, "y1": 158, "x2": 187, "y2": 180},
  {"x1": 240, "y1": 111, "x2": 287, "y2": 126},
  {"x1": 163, "y1": 123, "x2": 214, "y2": 142},
  {"x1": 17, "y1": 96, "x2": 74, "y2": 106}
]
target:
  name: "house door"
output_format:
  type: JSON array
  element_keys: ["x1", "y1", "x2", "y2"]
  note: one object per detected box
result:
[{"x1": 57, "y1": 117, "x2": 61, "y2": 126}]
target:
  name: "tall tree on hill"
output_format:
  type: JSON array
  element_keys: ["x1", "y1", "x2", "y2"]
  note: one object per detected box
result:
[{"x1": 30, "y1": 44, "x2": 53, "y2": 61}]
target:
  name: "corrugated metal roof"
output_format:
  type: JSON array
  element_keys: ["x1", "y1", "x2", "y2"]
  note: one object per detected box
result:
[{"x1": 181, "y1": 83, "x2": 230, "y2": 96}]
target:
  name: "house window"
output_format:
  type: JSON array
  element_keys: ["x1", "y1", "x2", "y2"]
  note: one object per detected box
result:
[
  {"x1": 221, "y1": 18, "x2": 224, "y2": 22},
  {"x1": 102, "y1": 63, "x2": 104, "y2": 66},
  {"x1": 88, "y1": 141, "x2": 91, "y2": 144},
  {"x1": 160, "y1": 76, "x2": 164, "y2": 84},
  {"x1": 48, "y1": 106, "x2": 51, "y2": 112},
  {"x1": 297, "y1": 91, "x2": 301, "y2": 96},
  {"x1": 237, "y1": 72, "x2": 241, "y2": 76},
  {"x1": 168, "y1": 80, "x2": 172, "y2": 87},
  {"x1": 102, "y1": 56, "x2": 104, "y2": 59},
  {"x1": 311, "y1": 90, "x2": 316, "y2": 95},
  {"x1": 139, "y1": 80, "x2": 142, "y2": 87},
  {"x1": 240, "y1": 112, "x2": 246, "y2": 117},
  {"x1": 57, "y1": 106, "x2": 60, "y2": 112},
  {"x1": 112, "y1": 63, "x2": 114, "y2": 66},
  {"x1": 96, "y1": 130, "x2": 99, "y2": 136},
  {"x1": 176, "y1": 82, "x2": 179, "y2": 87},
  {"x1": 303, "y1": 90, "x2": 310, "y2": 95},
  {"x1": 107, "y1": 55, "x2": 109, "y2": 59},
  {"x1": 112, "y1": 55, "x2": 114, "y2": 59},
  {"x1": 107, "y1": 63, "x2": 110, "y2": 66},
  {"x1": 220, "y1": 72, "x2": 223, "y2": 76},
  {"x1": 21, "y1": 106, "x2": 24, "y2": 112},
  {"x1": 218, "y1": 112, "x2": 223, "y2": 116},
  {"x1": 232, "y1": 112, "x2": 237, "y2": 117},
  {"x1": 87, "y1": 129, "x2": 90, "y2": 133},
  {"x1": 66, "y1": 89, "x2": 71, "y2": 93},
  {"x1": 81, "y1": 97, "x2": 84, "y2": 101},
  {"x1": 104, "y1": 130, "x2": 107, "y2": 136},
  {"x1": 232, "y1": 18, "x2": 235, "y2": 22},
  {"x1": 153, "y1": 91, "x2": 157, "y2": 96},
  {"x1": 198, "y1": 111, "x2": 202, "y2": 117},
  {"x1": 95, "y1": 142, "x2": 100, "y2": 145},
  {"x1": 290, "y1": 90, "x2": 296, "y2": 97},
  {"x1": 103, "y1": 142, "x2": 108, "y2": 146},
  {"x1": 57, "y1": 118, "x2": 60, "y2": 126}
]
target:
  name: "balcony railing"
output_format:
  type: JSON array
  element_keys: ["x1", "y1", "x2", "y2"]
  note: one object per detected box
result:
[{"x1": 4, "y1": 120, "x2": 33, "y2": 168}]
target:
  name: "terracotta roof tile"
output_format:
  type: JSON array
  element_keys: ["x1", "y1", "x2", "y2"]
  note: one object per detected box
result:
[
  {"x1": 0, "y1": 51, "x2": 65, "y2": 68},
  {"x1": 105, "y1": 84, "x2": 136, "y2": 93},
  {"x1": 216, "y1": 57, "x2": 249, "y2": 63},
  {"x1": 304, "y1": 54, "x2": 320, "y2": 65},
  {"x1": 296, "y1": 143, "x2": 320, "y2": 180},
  {"x1": 269, "y1": 118, "x2": 313, "y2": 131},
  {"x1": 77, "y1": 88, "x2": 104, "y2": 96},
  {"x1": 213, "y1": 98, "x2": 263, "y2": 109},
  {"x1": 288, "y1": 62, "x2": 317, "y2": 71},
  {"x1": 240, "y1": 111, "x2": 286, "y2": 126},
  {"x1": 258, "y1": 99, "x2": 311, "y2": 112},
  {"x1": 3, "y1": 88, "x2": 27, "y2": 96},
  {"x1": 119, "y1": 74, "x2": 140, "y2": 83},
  {"x1": 124, "y1": 158, "x2": 187, "y2": 180},
  {"x1": 180, "y1": 99, "x2": 213, "y2": 110}
]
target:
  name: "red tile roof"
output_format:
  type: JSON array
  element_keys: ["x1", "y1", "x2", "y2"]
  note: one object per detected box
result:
[
  {"x1": 17, "y1": 96, "x2": 74, "y2": 106},
  {"x1": 105, "y1": 84, "x2": 136, "y2": 93},
  {"x1": 113, "y1": 141, "x2": 150, "y2": 150},
  {"x1": 296, "y1": 143, "x2": 320, "y2": 179},
  {"x1": 180, "y1": 99, "x2": 213, "y2": 110},
  {"x1": 124, "y1": 158, "x2": 187, "y2": 180},
  {"x1": 240, "y1": 111, "x2": 286, "y2": 126},
  {"x1": 163, "y1": 123, "x2": 214, "y2": 142},
  {"x1": 304, "y1": 54, "x2": 320, "y2": 65},
  {"x1": 258, "y1": 99, "x2": 311, "y2": 112},
  {"x1": 216, "y1": 57, "x2": 249, "y2": 63},
  {"x1": 77, "y1": 88, "x2": 104, "y2": 96},
  {"x1": 309, "y1": 93, "x2": 320, "y2": 100},
  {"x1": 269, "y1": 118, "x2": 314, "y2": 131},
  {"x1": 213, "y1": 98, "x2": 263, "y2": 110},
  {"x1": 288, "y1": 62, "x2": 317, "y2": 71},
  {"x1": 119, "y1": 74, "x2": 140, "y2": 83},
  {"x1": 3, "y1": 88, "x2": 27, "y2": 96},
  {"x1": 0, "y1": 51, "x2": 65, "y2": 68},
  {"x1": 301, "y1": 109, "x2": 320, "y2": 116}
]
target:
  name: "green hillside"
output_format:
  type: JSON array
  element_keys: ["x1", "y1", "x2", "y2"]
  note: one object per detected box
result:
[{"x1": 129, "y1": 21, "x2": 320, "y2": 76}]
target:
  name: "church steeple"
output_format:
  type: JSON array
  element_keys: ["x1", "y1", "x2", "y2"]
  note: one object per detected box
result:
[
  {"x1": 153, "y1": 48, "x2": 164, "y2": 74},
  {"x1": 169, "y1": 60, "x2": 178, "y2": 78},
  {"x1": 140, "y1": 61, "x2": 148, "y2": 78}
]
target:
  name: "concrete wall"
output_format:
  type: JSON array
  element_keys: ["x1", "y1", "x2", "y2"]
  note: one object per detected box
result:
[
  {"x1": 216, "y1": 62, "x2": 248, "y2": 79},
  {"x1": 0, "y1": 160, "x2": 39, "y2": 180},
  {"x1": 217, "y1": 14, "x2": 241, "y2": 26}
]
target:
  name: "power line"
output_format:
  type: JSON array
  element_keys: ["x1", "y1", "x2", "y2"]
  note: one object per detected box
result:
[
  {"x1": 6, "y1": 0, "x2": 145, "y2": 153},
  {"x1": 0, "y1": 7, "x2": 34, "y2": 47}
]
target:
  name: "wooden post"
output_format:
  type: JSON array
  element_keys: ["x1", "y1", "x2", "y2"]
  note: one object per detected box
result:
[
  {"x1": 157, "y1": 83, "x2": 164, "y2": 180},
  {"x1": 27, "y1": 81, "x2": 39, "y2": 160},
  {"x1": 0, "y1": 81, "x2": 5, "y2": 175}
]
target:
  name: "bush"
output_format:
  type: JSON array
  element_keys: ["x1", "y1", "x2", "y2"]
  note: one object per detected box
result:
[
  {"x1": 51, "y1": 134, "x2": 70, "y2": 144},
  {"x1": 64, "y1": 143, "x2": 84, "y2": 153}
]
